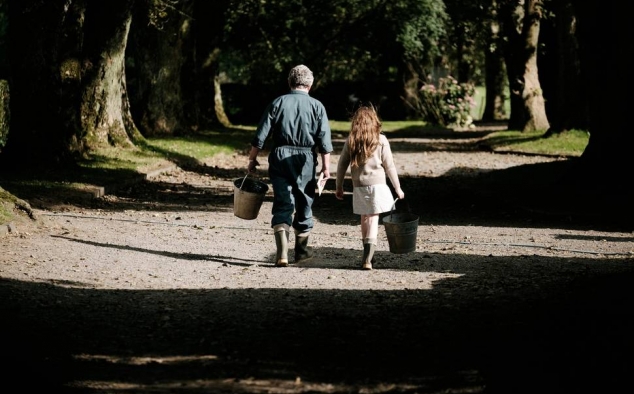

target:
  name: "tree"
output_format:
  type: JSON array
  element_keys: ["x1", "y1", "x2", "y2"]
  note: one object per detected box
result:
[
  {"x1": 394, "y1": 0, "x2": 449, "y2": 119},
  {"x1": 2, "y1": 0, "x2": 141, "y2": 167},
  {"x1": 481, "y1": 0, "x2": 509, "y2": 121},
  {"x1": 191, "y1": 0, "x2": 233, "y2": 127},
  {"x1": 538, "y1": 0, "x2": 587, "y2": 133},
  {"x1": 498, "y1": 0, "x2": 549, "y2": 132},
  {"x1": 571, "y1": 1, "x2": 634, "y2": 195},
  {"x1": 217, "y1": 0, "x2": 448, "y2": 121},
  {"x1": 127, "y1": 0, "x2": 197, "y2": 136},
  {"x1": 443, "y1": 0, "x2": 486, "y2": 84}
]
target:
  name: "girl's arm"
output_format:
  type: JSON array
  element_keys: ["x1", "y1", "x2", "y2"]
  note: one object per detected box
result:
[{"x1": 381, "y1": 138, "x2": 405, "y2": 199}]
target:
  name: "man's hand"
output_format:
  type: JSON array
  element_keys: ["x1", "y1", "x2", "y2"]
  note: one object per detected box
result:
[{"x1": 247, "y1": 159, "x2": 259, "y2": 173}]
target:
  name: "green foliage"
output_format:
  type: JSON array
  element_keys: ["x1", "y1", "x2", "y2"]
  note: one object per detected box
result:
[
  {"x1": 442, "y1": 0, "x2": 491, "y2": 85},
  {"x1": 411, "y1": 76, "x2": 476, "y2": 128},
  {"x1": 394, "y1": 0, "x2": 448, "y2": 65},
  {"x1": 219, "y1": 0, "x2": 449, "y2": 86}
]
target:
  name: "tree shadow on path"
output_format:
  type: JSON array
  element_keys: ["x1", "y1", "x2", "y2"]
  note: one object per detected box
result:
[{"x1": 2, "y1": 250, "x2": 633, "y2": 393}]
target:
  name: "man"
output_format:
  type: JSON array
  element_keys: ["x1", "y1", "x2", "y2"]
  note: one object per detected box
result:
[{"x1": 247, "y1": 64, "x2": 333, "y2": 267}]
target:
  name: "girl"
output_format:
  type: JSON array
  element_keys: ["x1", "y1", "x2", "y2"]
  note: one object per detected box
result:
[{"x1": 335, "y1": 104, "x2": 405, "y2": 270}]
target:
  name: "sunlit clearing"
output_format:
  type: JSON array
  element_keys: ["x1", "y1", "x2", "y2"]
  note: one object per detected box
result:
[
  {"x1": 69, "y1": 375, "x2": 485, "y2": 393},
  {"x1": 73, "y1": 353, "x2": 218, "y2": 365}
]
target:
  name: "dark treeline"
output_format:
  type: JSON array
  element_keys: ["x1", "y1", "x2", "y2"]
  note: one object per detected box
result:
[{"x1": 0, "y1": 0, "x2": 631, "y2": 207}]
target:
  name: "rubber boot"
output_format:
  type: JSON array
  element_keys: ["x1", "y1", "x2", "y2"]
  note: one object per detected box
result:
[
  {"x1": 294, "y1": 232, "x2": 313, "y2": 263},
  {"x1": 362, "y1": 238, "x2": 377, "y2": 270},
  {"x1": 274, "y1": 224, "x2": 289, "y2": 267}
]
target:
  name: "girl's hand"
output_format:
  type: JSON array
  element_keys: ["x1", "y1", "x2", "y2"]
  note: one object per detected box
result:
[
  {"x1": 335, "y1": 189, "x2": 344, "y2": 200},
  {"x1": 396, "y1": 188, "x2": 405, "y2": 200}
]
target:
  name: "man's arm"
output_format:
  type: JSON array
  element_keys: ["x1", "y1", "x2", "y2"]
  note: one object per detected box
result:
[
  {"x1": 320, "y1": 152, "x2": 331, "y2": 179},
  {"x1": 247, "y1": 146, "x2": 261, "y2": 173}
]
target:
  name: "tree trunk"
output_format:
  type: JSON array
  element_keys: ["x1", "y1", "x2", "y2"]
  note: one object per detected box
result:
[
  {"x1": 3, "y1": 0, "x2": 139, "y2": 167},
  {"x1": 127, "y1": 0, "x2": 195, "y2": 136},
  {"x1": 0, "y1": 80, "x2": 9, "y2": 147},
  {"x1": 571, "y1": 1, "x2": 633, "y2": 193},
  {"x1": 4, "y1": 0, "x2": 80, "y2": 165},
  {"x1": 80, "y1": 0, "x2": 139, "y2": 149},
  {"x1": 192, "y1": 0, "x2": 234, "y2": 127},
  {"x1": 500, "y1": 0, "x2": 549, "y2": 132},
  {"x1": 482, "y1": 5, "x2": 508, "y2": 122},
  {"x1": 520, "y1": 0, "x2": 549, "y2": 132},
  {"x1": 400, "y1": 61, "x2": 422, "y2": 120},
  {"x1": 453, "y1": 23, "x2": 476, "y2": 84},
  {"x1": 213, "y1": 74, "x2": 232, "y2": 128},
  {"x1": 540, "y1": 0, "x2": 587, "y2": 134},
  {"x1": 483, "y1": 49, "x2": 507, "y2": 121}
]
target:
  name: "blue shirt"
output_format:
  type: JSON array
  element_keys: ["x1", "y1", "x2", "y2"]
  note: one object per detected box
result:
[{"x1": 251, "y1": 90, "x2": 333, "y2": 154}]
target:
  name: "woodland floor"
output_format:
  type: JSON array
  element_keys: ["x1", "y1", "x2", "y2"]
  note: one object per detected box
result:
[{"x1": 1, "y1": 123, "x2": 633, "y2": 393}]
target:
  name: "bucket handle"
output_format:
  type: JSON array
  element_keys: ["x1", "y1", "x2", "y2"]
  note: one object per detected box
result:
[
  {"x1": 239, "y1": 173, "x2": 249, "y2": 190},
  {"x1": 390, "y1": 197, "x2": 399, "y2": 216}
]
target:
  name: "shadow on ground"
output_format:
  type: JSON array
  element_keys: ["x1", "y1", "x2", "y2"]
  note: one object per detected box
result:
[
  {"x1": 2, "y1": 123, "x2": 631, "y2": 232},
  {"x1": 3, "y1": 158, "x2": 632, "y2": 233},
  {"x1": 2, "y1": 125, "x2": 633, "y2": 392},
  {"x1": 2, "y1": 251, "x2": 633, "y2": 393}
]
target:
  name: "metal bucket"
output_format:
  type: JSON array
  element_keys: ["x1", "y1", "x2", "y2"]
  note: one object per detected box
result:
[
  {"x1": 383, "y1": 212, "x2": 419, "y2": 254},
  {"x1": 233, "y1": 177, "x2": 269, "y2": 220}
]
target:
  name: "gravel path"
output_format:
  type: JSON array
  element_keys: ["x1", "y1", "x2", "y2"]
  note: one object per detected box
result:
[{"x1": 1, "y1": 129, "x2": 633, "y2": 393}]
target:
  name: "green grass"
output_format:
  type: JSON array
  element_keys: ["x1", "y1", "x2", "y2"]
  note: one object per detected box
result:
[
  {"x1": 0, "y1": 187, "x2": 15, "y2": 223},
  {"x1": 0, "y1": 185, "x2": 31, "y2": 224},
  {"x1": 330, "y1": 120, "x2": 428, "y2": 134},
  {"x1": 0, "y1": 121, "x2": 589, "y2": 226},
  {"x1": 143, "y1": 129, "x2": 250, "y2": 161},
  {"x1": 7, "y1": 122, "x2": 590, "y2": 177},
  {"x1": 76, "y1": 127, "x2": 255, "y2": 174},
  {"x1": 482, "y1": 129, "x2": 589, "y2": 157},
  {"x1": 328, "y1": 120, "x2": 587, "y2": 157}
]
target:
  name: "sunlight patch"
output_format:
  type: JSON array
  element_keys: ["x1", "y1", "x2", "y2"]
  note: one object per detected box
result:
[{"x1": 73, "y1": 353, "x2": 218, "y2": 365}]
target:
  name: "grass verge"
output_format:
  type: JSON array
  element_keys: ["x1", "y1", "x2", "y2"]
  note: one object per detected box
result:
[
  {"x1": 481, "y1": 129, "x2": 589, "y2": 157},
  {"x1": 0, "y1": 122, "x2": 589, "y2": 225}
]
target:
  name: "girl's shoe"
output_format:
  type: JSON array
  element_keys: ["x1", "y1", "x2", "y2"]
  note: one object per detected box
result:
[{"x1": 361, "y1": 241, "x2": 375, "y2": 270}]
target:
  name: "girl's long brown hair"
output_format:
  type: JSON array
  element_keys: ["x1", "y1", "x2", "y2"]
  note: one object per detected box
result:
[{"x1": 348, "y1": 104, "x2": 381, "y2": 168}]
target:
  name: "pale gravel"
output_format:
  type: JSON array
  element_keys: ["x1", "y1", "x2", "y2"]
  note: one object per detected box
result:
[
  {"x1": 2, "y1": 131, "x2": 634, "y2": 393},
  {"x1": 2, "y1": 145, "x2": 632, "y2": 292}
]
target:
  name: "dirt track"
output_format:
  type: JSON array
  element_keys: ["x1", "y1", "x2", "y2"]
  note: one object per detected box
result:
[{"x1": 1, "y1": 128, "x2": 633, "y2": 393}]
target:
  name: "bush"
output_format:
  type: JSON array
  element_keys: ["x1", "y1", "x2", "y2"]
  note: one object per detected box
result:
[{"x1": 412, "y1": 76, "x2": 476, "y2": 128}]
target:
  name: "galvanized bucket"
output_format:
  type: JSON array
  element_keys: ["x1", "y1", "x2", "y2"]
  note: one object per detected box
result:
[
  {"x1": 233, "y1": 175, "x2": 269, "y2": 220},
  {"x1": 383, "y1": 199, "x2": 418, "y2": 254}
]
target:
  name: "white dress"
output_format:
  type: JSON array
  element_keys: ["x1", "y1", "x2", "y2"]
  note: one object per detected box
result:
[{"x1": 352, "y1": 184, "x2": 395, "y2": 215}]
